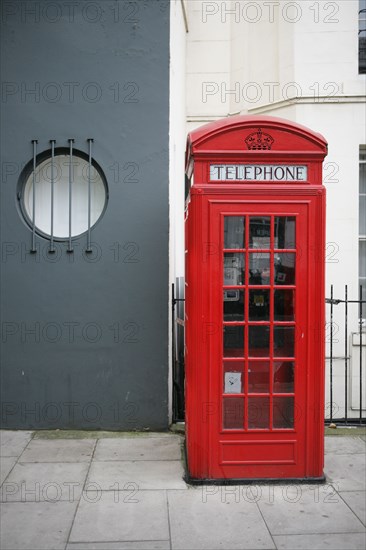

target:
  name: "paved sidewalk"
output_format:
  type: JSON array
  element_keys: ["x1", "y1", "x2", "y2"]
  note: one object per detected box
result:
[{"x1": 0, "y1": 430, "x2": 365, "y2": 550}]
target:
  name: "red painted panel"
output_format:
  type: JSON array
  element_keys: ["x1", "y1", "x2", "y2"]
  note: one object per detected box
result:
[{"x1": 221, "y1": 440, "x2": 296, "y2": 464}]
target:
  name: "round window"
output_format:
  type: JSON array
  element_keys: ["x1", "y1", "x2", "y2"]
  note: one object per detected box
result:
[{"x1": 20, "y1": 149, "x2": 107, "y2": 240}]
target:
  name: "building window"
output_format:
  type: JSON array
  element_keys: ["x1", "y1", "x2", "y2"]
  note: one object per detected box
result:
[
  {"x1": 360, "y1": 146, "x2": 366, "y2": 302},
  {"x1": 19, "y1": 148, "x2": 108, "y2": 241},
  {"x1": 359, "y1": 0, "x2": 366, "y2": 74}
]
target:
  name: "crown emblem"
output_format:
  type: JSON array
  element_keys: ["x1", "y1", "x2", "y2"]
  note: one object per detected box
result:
[{"x1": 245, "y1": 128, "x2": 274, "y2": 150}]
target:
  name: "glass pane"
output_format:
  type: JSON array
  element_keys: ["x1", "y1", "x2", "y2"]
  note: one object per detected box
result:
[
  {"x1": 249, "y1": 289, "x2": 270, "y2": 320},
  {"x1": 360, "y1": 162, "x2": 366, "y2": 193},
  {"x1": 249, "y1": 217, "x2": 271, "y2": 248},
  {"x1": 224, "y1": 361, "x2": 244, "y2": 393},
  {"x1": 249, "y1": 326, "x2": 270, "y2": 357},
  {"x1": 249, "y1": 253, "x2": 270, "y2": 285},
  {"x1": 248, "y1": 361, "x2": 269, "y2": 393},
  {"x1": 224, "y1": 216, "x2": 245, "y2": 249},
  {"x1": 224, "y1": 359, "x2": 245, "y2": 372},
  {"x1": 274, "y1": 253, "x2": 295, "y2": 285},
  {"x1": 224, "y1": 290, "x2": 244, "y2": 321},
  {"x1": 223, "y1": 326, "x2": 244, "y2": 357},
  {"x1": 360, "y1": 241, "x2": 366, "y2": 278},
  {"x1": 359, "y1": 195, "x2": 366, "y2": 236},
  {"x1": 223, "y1": 397, "x2": 244, "y2": 429},
  {"x1": 274, "y1": 290, "x2": 295, "y2": 321},
  {"x1": 360, "y1": 146, "x2": 366, "y2": 162},
  {"x1": 248, "y1": 397, "x2": 270, "y2": 429},
  {"x1": 274, "y1": 217, "x2": 296, "y2": 249},
  {"x1": 273, "y1": 397, "x2": 294, "y2": 428},
  {"x1": 273, "y1": 361, "x2": 295, "y2": 393},
  {"x1": 360, "y1": 283, "x2": 366, "y2": 303},
  {"x1": 274, "y1": 326, "x2": 295, "y2": 357},
  {"x1": 224, "y1": 253, "x2": 245, "y2": 286}
]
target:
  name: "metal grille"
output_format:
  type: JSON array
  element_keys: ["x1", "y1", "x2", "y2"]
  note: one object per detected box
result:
[{"x1": 28, "y1": 138, "x2": 96, "y2": 253}]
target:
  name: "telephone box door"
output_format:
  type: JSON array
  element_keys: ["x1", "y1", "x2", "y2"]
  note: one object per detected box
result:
[{"x1": 208, "y1": 201, "x2": 311, "y2": 479}]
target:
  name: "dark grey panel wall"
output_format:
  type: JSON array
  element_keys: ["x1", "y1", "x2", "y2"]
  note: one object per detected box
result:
[{"x1": 0, "y1": 0, "x2": 170, "y2": 429}]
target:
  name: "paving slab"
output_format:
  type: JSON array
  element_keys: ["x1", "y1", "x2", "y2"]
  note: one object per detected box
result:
[
  {"x1": 69, "y1": 490, "x2": 169, "y2": 543},
  {"x1": 0, "y1": 431, "x2": 33, "y2": 456},
  {"x1": 325, "y1": 436, "x2": 366, "y2": 455},
  {"x1": 273, "y1": 533, "x2": 366, "y2": 549},
  {"x1": 34, "y1": 430, "x2": 176, "y2": 439},
  {"x1": 0, "y1": 461, "x2": 89, "y2": 502},
  {"x1": 87, "y1": 460, "x2": 187, "y2": 490},
  {"x1": 0, "y1": 500, "x2": 78, "y2": 549},
  {"x1": 168, "y1": 488, "x2": 275, "y2": 550},
  {"x1": 325, "y1": 452, "x2": 366, "y2": 491},
  {"x1": 339, "y1": 490, "x2": 366, "y2": 525},
  {"x1": 94, "y1": 436, "x2": 182, "y2": 461},
  {"x1": 0, "y1": 456, "x2": 17, "y2": 485},
  {"x1": 66, "y1": 542, "x2": 170, "y2": 550},
  {"x1": 19, "y1": 438, "x2": 96, "y2": 463},
  {"x1": 257, "y1": 485, "x2": 365, "y2": 535}
]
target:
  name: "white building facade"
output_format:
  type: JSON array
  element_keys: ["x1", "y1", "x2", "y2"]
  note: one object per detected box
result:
[{"x1": 170, "y1": 0, "x2": 366, "y2": 422}]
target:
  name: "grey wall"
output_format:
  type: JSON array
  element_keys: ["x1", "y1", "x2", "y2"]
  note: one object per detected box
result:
[{"x1": 0, "y1": 0, "x2": 170, "y2": 429}]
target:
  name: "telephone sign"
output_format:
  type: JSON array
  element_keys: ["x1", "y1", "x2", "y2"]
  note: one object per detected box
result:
[
  {"x1": 210, "y1": 164, "x2": 308, "y2": 181},
  {"x1": 184, "y1": 115, "x2": 327, "y2": 482}
]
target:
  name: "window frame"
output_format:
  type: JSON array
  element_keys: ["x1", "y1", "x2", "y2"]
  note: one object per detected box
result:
[{"x1": 17, "y1": 146, "x2": 109, "y2": 243}]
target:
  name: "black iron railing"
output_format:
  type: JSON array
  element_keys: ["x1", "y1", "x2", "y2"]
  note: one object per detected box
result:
[
  {"x1": 172, "y1": 281, "x2": 185, "y2": 423},
  {"x1": 172, "y1": 283, "x2": 366, "y2": 425},
  {"x1": 326, "y1": 285, "x2": 365, "y2": 425}
]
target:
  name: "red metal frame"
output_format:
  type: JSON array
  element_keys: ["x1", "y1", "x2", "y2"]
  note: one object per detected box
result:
[{"x1": 185, "y1": 115, "x2": 327, "y2": 481}]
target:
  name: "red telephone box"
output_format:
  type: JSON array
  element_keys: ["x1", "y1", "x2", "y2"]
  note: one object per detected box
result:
[{"x1": 184, "y1": 115, "x2": 327, "y2": 482}]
